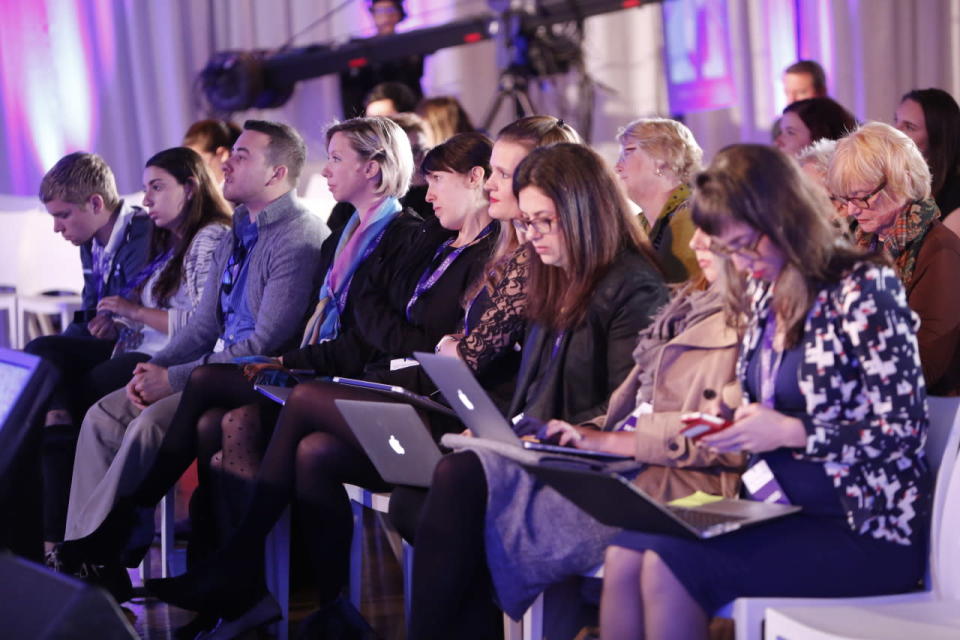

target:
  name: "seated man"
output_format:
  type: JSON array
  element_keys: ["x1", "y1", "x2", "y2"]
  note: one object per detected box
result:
[
  {"x1": 26, "y1": 152, "x2": 152, "y2": 559},
  {"x1": 55, "y1": 120, "x2": 329, "y2": 598}
]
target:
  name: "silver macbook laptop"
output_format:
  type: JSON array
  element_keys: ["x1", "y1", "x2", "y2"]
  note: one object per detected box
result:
[
  {"x1": 527, "y1": 462, "x2": 801, "y2": 539},
  {"x1": 414, "y1": 352, "x2": 632, "y2": 462},
  {"x1": 335, "y1": 399, "x2": 443, "y2": 487}
]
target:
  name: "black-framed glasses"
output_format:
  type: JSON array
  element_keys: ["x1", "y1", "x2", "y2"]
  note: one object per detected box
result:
[
  {"x1": 832, "y1": 181, "x2": 886, "y2": 209},
  {"x1": 512, "y1": 217, "x2": 557, "y2": 237},
  {"x1": 708, "y1": 232, "x2": 763, "y2": 260}
]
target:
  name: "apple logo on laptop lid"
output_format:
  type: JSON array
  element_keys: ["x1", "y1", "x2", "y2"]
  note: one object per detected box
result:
[
  {"x1": 457, "y1": 389, "x2": 475, "y2": 411},
  {"x1": 389, "y1": 435, "x2": 405, "y2": 455}
]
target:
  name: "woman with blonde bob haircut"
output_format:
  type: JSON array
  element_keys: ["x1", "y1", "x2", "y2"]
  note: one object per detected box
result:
[
  {"x1": 616, "y1": 117, "x2": 703, "y2": 282},
  {"x1": 324, "y1": 115, "x2": 414, "y2": 200},
  {"x1": 829, "y1": 121, "x2": 960, "y2": 395}
]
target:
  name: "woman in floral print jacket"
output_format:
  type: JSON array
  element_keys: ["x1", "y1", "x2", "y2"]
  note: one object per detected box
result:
[{"x1": 599, "y1": 144, "x2": 930, "y2": 640}]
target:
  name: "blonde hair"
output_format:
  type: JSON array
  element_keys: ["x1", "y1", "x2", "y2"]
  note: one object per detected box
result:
[
  {"x1": 415, "y1": 96, "x2": 474, "y2": 146},
  {"x1": 617, "y1": 118, "x2": 703, "y2": 183},
  {"x1": 325, "y1": 116, "x2": 413, "y2": 199},
  {"x1": 827, "y1": 121, "x2": 931, "y2": 203},
  {"x1": 39, "y1": 152, "x2": 120, "y2": 210}
]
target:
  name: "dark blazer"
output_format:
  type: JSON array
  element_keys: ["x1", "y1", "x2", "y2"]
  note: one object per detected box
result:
[
  {"x1": 907, "y1": 220, "x2": 960, "y2": 396},
  {"x1": 284, "y1": 215, "x2": 496, "y2": 377},
  {"x1": 281, "y1": 209, "x2": 426, "y2": 376},
  {"x1": 508, "y1": 249, "x2": 668, "y2": 426}
]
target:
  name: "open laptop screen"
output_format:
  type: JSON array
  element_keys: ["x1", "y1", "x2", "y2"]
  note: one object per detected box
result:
[{"x1": 0, "y1": 358, "x2": 33, "y2": 426}]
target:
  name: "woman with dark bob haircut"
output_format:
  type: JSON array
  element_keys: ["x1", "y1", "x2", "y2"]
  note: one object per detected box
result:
[
  {"x1": 601, "y1": 144, "x2": 929, "y2": 640},
  {"x1": 403, "y1": 143, "x2": 668, "y2": 639},
  {"x1": 774, "y1": 96, "x2": 857, "y2": 157}
]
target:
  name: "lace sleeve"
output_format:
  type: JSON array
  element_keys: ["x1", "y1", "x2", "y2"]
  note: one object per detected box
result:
[{"x1": 458, "y1": 246, "x2": 530, "y2": 373}]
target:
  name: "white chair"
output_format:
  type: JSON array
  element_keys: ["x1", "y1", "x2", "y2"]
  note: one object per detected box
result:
[
  {"x1": 260, "y1": 485, "x2": 411, "y2": 640},
  {"x1": 17, "y1": 291, "x2": 83, "y2": 344},
  {"x1": 137, "y1": 492, "x2": 176, "y2": 582},
  {"x1": 727, "y1": 395, "x2": 960, "y2": 640},
  {"x1": 763, "y1": 430, "x2": 960, "y2": 639},
  {"x1": 0, "y1": 288, "x2": 17, "y2": 348},
  {"x1": 345, "y1": 484, "x2": 413, "y2": 619}
]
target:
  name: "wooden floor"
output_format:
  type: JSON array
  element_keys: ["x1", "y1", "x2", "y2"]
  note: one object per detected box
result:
[{"x1": 129, "y1": 510, "x2": 406, "y2": 640}]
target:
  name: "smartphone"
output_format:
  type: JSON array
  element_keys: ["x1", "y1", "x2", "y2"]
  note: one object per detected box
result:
[{"x1": 680, "y1": 412, "x2": 732, "y2": 440}]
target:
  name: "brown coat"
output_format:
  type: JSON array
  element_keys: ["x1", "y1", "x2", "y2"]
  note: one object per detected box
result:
[
  {"x1": 589, "y1": 310, "x2": 747, "y2": 501},
  {"x1": 907, "y1": 220, "x2": 960, "y2": 396}
]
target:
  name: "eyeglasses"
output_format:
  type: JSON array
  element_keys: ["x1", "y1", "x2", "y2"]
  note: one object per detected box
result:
[
  {"x1": 832, "y1": 181, "x2": 886, "y2": 210},
  {"x1": 708, "y1": 232, "x2": 763, "y2": 260},
  {"x1": 512, "y1": 217, "x2": 557, "y2": 237}
]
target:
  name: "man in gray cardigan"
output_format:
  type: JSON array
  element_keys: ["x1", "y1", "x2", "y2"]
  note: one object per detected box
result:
[{"x1": 61, "y1": 121, "x2": 329, "y2": 574}]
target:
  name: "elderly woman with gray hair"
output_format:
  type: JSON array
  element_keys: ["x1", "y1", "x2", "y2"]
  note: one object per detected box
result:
[
  {"x1": 615, "y1": 117, "x2": 704, "y2": 283},
  {"x1": 829, "y1": 121, "x2": 960, "y2": 395}
]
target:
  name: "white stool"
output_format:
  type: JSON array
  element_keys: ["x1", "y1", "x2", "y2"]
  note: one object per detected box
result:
[
  {"x1": 0, "y1": 290, "x2": 17, "y2": 348},
  {"x1": 17, "y1": 292, "x2": 82, "y2": 345}
]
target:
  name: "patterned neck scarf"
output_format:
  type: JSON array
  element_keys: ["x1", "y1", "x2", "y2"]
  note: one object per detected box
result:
[
  {"x1": 854, "y1": 197, "x2": 940, "y2": 287},
  {"x1": 639, "y1": 183, "x2": 690, "y2": 242}
]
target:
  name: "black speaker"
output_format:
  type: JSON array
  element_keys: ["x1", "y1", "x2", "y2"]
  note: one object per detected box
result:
[{"x1": 0, "y1": 553, "x2": 137, "y2": 639}]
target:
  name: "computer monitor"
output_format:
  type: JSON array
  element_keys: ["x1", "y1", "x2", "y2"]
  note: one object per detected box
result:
[{"x1": 0, "y1": 348, "x2": 57, "y2": 484}]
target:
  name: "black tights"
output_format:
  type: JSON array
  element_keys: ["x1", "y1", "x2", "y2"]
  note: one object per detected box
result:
[
  {"x1": 130, "y1": 363, "x2": 263, "y2": 509},
  {"x1": 408, "y1": 451, "x2": 501, "y2": 640},
  {"x1": 211, "y1": 380, "x2": 390, "y2": 601}
]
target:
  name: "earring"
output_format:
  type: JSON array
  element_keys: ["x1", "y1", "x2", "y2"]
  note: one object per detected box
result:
[{"x1": 655, "y1": 166, "x2": 664, "y2": 177}]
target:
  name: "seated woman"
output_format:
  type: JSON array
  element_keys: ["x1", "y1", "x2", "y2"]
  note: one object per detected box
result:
[
  {"x1": 402, "y1": 143, "x2": 669, "y2": 639},
  {"x1": 615, "y1": 117, "x2": 703, "y2": 283},
  {"x1": 601, "y1": 144, "x2": 930, "y2": 640},
  {"x1": 894, "y1": 88, "x2": 960, "y2": 225},
  {"x1": 774, "y1": 96, "x2": 857, "y2": 157},
  {"x1": 125, "y1": 131, "x2": 499, "y2": 621},
  {"x1": 42, "y1": 147, "x2": 230, "y2": 560},
  {"x1": 829, "y1": 121, "x2": 960, "y2": 396},
  {"x1": 406, "y1": 232, "x2": 744, "y2": 640}
]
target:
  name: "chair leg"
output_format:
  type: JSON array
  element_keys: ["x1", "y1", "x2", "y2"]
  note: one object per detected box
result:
[
  {"x1": 265, "y1": 507, "x2": 291, "y2": 640},
  {"x1": 504, "y1": 612, "x2": 523, "y2": 640},
  {"x1": 402, "y1": 542, "x2": 414, "y2": 624},
  {"x1": 160, "y1": 491, "x2": 175, "y2": 577},
  {"x1": 522, "y1": 593, "x2": 544, "y2": 640},
  {"x1": 349, "y1": 499, "x2": 364, "y2": 609}
]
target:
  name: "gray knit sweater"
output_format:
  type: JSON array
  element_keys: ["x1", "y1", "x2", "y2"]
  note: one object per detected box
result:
[{"x1": 150, "y1": 190, "x2": 329, "y2": 390}]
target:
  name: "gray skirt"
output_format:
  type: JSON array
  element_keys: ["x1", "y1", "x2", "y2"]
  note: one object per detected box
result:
[{"x1": 443, "y1": 435, "x2": 619, "y2": 619}]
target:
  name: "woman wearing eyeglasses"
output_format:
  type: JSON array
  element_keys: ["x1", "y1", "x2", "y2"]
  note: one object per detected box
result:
[
  {"x1": 402, "y1": 143, "x2": 669, "y2": 639},
  {"x1": 600, "y1": 144, "x2": 929, "y2": 640},
  {"x1": 615, "y1": 118, "x2": 704, "y2": 283},
  {"x1": 829, "y1": 121, "x2": 960, "y2": 396}
]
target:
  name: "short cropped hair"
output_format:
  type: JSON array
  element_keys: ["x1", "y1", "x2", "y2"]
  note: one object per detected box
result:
[
  {"x1": 325, "y1": 116, "x2": 413, "y2": 199},
  {"x1": 828, "y1": 121, "x2": 932, "y2": 203},
  {"x1": 617, "y1": 117, "x2": 703, "y2": 183},
  {"x1": 39, "y1": 152, "x2": 120, "y2": 210},
  {"x1": 243, "y1": 120, "x2": 307, "y2": 184},
  {"x1": 785, "y1": 60, "x2": 828, "y2": 96}
]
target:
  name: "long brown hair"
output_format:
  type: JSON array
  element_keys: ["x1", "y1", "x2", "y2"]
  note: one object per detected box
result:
[
  {"x1": 691, "y1": 144, "x2": 879, "y2": 347},
  {"x1": 515, "y1": 143, "x2": 655, "y2": 330},
  {"x1": 145, "y1": 147, "x2": 232, "y2": 305},
  {"x1": 464, "y1": 116, "x2": 583, "y2": 306}
]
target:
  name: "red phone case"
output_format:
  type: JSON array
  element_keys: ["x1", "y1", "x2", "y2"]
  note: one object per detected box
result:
[{"x1": 679, "y1": 412, "x2": 732, "y2": 440}]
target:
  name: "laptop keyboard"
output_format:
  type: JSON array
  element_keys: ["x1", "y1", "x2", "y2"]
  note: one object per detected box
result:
[{"x1": 669, "y1": 507, "x2": 747, "y2": 533}]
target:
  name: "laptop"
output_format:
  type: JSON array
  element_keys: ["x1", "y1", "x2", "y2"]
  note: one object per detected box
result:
[
  {"x1": 335, "y1": 399, "x2": 443, "y2": 487},
  {"x1": 414, "y1": 352, "x2": 632, "y2": 461},
  {"x1": 254, "y1": 376, "x2": 456, "y2": 420},
  {"x1": 526, "y1": 462, "x2": 801, "y2": 539}
]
